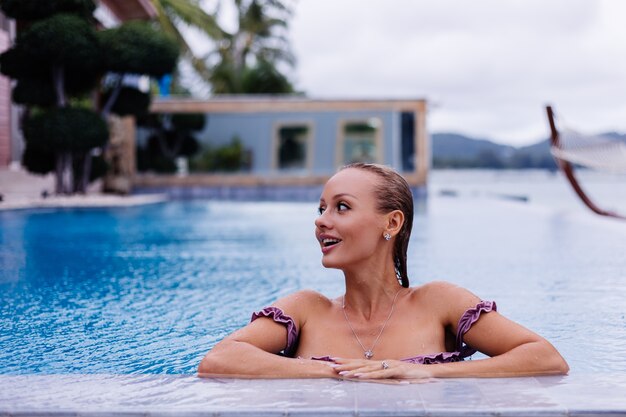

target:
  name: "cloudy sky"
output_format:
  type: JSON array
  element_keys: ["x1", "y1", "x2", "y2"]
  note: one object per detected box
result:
[{"x1": 284, "y1": 0, "x2": 626, "y2": 146}]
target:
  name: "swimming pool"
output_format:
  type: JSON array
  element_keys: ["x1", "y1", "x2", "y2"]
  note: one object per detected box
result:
[{"x1": 1, "y1": 170, "x2": 625, "y2": 375}]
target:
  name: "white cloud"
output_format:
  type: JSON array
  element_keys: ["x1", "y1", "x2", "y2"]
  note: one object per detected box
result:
[{"x1": 290, "y1": 0, "x2": 626, "y2": 145}]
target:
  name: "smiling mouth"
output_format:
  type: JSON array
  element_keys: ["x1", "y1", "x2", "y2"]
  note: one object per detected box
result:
[{"x1": 321, "y1": 238, "x2": 342, "y2": 248}]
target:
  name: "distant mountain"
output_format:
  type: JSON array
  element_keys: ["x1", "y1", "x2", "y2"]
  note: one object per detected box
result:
[
  {"x1": 517, "y1": 138, "x2": 550, "y2": 156},
  {"x1": 600, "y1": 131, "x2": 626, "y2": 143},
  {"x1": 432, "y1": 133, "x2": 515, "y2": 160},
  {"x1": 431, "y1": 132, "x2": 552, "y2": 169},
  {"x1": 431, "y1": 130, "x2": 626, "y2": 169}
]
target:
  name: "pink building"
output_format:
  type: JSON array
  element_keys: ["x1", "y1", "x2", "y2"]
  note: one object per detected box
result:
[
  {"x1": 95, "y1": 0, "x2": 157, "y2": 27},
  {"x1": 0, "y1": 0, "x2": 157, "y2": 168},
  {"x1": 0, "y1": 11, "x2": 12, "y2": 167}
]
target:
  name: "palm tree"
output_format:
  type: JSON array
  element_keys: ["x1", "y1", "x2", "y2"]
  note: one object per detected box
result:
[
  {"x1": 149, "y1": 0, "x2": 297, "y2": 94},
  {"x1": 149, "y1": 0, "x2": 224, "y2": 86},
  {"x1": 207, "y1": 0, "x2": 296, "y2": 93}
]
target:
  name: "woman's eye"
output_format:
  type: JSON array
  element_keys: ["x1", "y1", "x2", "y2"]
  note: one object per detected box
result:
[
  {"x1": 317, "y1": 206, "x2": 326, "y2": 215},
  {"x1": 337, "y1": 202, "x2": 349, "y2": 212}
]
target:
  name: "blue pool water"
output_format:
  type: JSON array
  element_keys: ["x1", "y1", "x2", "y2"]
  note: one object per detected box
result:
[{"x1": 1, "y1": 170, "x2": 625, "y2": 375}]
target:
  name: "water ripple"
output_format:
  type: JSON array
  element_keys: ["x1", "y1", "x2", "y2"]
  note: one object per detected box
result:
[{"x1": 1, "y1": 199, "x2": 625, "y2": 374}]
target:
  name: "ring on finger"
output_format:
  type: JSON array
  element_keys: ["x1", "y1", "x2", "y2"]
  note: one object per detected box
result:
[{"x1": 381, "y1": 361, "x2": 389, "y2": 370}]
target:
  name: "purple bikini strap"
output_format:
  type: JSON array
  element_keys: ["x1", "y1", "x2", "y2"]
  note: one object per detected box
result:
[
  {"x1": 251, "y1": 306, "x2": 298, "y2": 357},
  {"x1": 455, "y1": 300, "x2": 497, "y2": 356},
  {"x1": 250, "y1": 301, "x2": 496, "y2": 359}
]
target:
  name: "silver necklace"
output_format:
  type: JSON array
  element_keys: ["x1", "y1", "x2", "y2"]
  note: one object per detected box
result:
[{"x1": 341, "y1": 289, "x2": 402, "y2": 359}]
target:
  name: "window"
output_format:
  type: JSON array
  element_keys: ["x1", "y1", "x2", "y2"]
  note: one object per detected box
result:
[
  {"x1": 401, "y1": 112, "x2": 415, "y2": 172},
  {"x1": 338, "y1": 118, "x2": 382, "y2": 166},
  {"x1": 273, "y1": 123, "x2": 313, "y2": 171}
]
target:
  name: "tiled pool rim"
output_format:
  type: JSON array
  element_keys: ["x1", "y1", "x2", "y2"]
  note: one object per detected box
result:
[{"x1": 2, "y1": 373, "x2": 626, "y2": 416}]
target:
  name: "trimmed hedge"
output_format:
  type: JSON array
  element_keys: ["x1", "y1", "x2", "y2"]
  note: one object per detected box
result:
[
  {"x1": 101, "y1": 87, "x2": 151, "y2": 117},
  {"x1": 99, "y1": 22, "x2": 179, "y2": 77},
  {"x1": 24, "y1": 107, "x2": 109, "y2": 152},
  {"x1": 0, "y1": 0, "x2": 95, "y2": 20}
]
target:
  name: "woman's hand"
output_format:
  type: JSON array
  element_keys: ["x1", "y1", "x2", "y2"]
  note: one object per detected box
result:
[{"x1": 330, "y1": 357, "x2": 432, "y2": 380}]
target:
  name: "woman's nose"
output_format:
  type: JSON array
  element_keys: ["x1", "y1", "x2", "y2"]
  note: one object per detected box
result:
[{"x1": 315, "y1": 211, "x2": 331, "y2": 229}]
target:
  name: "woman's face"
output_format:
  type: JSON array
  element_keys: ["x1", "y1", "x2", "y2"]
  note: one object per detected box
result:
[{"x1": 314, "y1": 168, "x2": 388, "y2": 270}]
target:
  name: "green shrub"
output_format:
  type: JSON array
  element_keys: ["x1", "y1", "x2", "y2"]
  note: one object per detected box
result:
[
  {"x1": 189, "y1": 137, "x2": 247, "y2": 172},
  {"x1": 99, "y1": 22, "x2": 179, "y2": 77},
  {"x1": 0, "y1": 0, "x2": 96, "y2": 20},
  {"x1": 171, "y1": 113, "x2": 206, "y2": 131},
  {"x1": 12, "y1": 78, "x2": 57, "y2": 106},
  {"x1": 17, "y1": 14, "x2": 102, "y2": 74},
  {"x1": 141, "y1": 153, "x2": 177, "y2": 173},
  {"x1": 101, "y1": 87, "x2": 151, "y2": 117},
  {"x1": 21, "y1": 145, "x2": 56, "y2": 175},
  {"x1": 24, "y1": 107, "x2": 108, "y2": 152}
]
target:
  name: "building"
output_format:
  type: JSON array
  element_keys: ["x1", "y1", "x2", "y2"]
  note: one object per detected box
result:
[
  {"x1": 0, "y1": 0, "x2": 157, "y2": 169},
  {"x1": 134, "y1": 96, "x2": 429, "y2": 200},
  {"x1": 95, "y1": 0, "x2": 156, "y2": 27},
  {"x1": 0, "y1": 11, "x2": 13, "y2": 167}
]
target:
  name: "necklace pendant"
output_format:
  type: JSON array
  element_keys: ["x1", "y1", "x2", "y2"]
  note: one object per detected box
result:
[{"x1": 364, "y1": 350, "x2": 374, "y2": 359}]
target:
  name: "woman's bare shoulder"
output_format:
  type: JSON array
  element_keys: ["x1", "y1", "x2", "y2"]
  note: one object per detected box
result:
[
  {"x1": 413, "y1": 280, "x2": 477, "y2": 299},
  {"x1": 272, "y1": 289, "x2": 334, "y2": 322},
  {"x1": 274, "y1": 289, "x2": 332, "y2": 306},
  {"x1": 409, "y1": 281, "x2": 481, "y2": 321},
  {"x1": 409, "y1": 280, "x2": 461, "y2": 299}
]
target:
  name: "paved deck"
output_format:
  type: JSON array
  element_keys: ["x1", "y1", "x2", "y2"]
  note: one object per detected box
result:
[
  {"x1": 0, "y1": 168, "x2": 167, "y2": 210},
  {"x1": 1, "y1": 374, "x2": 625, "y2": 416}
]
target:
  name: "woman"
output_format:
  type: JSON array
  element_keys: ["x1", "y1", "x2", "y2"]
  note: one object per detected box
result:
[{"x1": 198, "y1": 163, "x2": 569, "y2": 380}]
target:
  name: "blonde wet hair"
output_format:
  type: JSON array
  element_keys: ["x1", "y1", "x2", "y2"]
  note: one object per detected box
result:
[{"x1": 340, "y1": 163, "x2": 414, "y2": 287}]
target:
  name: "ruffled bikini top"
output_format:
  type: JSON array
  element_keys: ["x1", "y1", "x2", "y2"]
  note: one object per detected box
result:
[{"x1": 251, "y1": 300, "x2": 496, "y2": 364}]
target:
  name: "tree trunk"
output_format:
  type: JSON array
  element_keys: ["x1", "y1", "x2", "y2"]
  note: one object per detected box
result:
[
  {"x1": 52, "y1": 65, "x2": 70, "y2": 195},
  {"x1": 78, "y1": 151, "x2": 92, "y2": 194},
  {"x1": 98, "y1": 78, "x2": 124, "y2": 192},
  {"x1": 61, "y1": 151, "x2": 73, "y2": 195},
  {"x1": 101, "y1": 75, "x2": 123, "y2": 119},
  {"x1": 55, "y1": 152, "x2": 64, "y2": 195},
  {"x1": 52, "y1": 66, "x2": 67, "y2": 108},
  {"x1": 72, "y1": 153, "x2": 81, "y2": 194}
]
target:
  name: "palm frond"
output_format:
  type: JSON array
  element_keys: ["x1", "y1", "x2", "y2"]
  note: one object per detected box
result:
[
  {"x1": 149, "y1": 0, "x2": 297, "y2": 94},
  {"x1": 152, "y1": 2, "x2": 194, "y2": 52},
  {"x1": 160, "y1": 0, "x2": 225, "y2": 39}
]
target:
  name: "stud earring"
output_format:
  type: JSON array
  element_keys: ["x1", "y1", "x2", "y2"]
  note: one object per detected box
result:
[{"x1": 384, "y1": 233, "x2": 391, "y2": 241}]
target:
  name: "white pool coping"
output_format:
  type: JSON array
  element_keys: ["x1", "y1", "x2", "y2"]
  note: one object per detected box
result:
[
  {"x1": 0, "y1": 193, "x2": 169, "y2": 211},
  {"x1": 1, "y1": 373, "x2": 625, "y2": 416}
]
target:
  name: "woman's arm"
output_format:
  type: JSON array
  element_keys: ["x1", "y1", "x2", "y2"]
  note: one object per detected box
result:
[
  {"x1": 197, "y1": 321, "x2": 336, "y2": 378},
  {"x1": 333, "y1": 282, "x2": 569, "y2": 379},
  {"x1": 197, "y1": 290, "x2": 337, "y2": 378}
]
